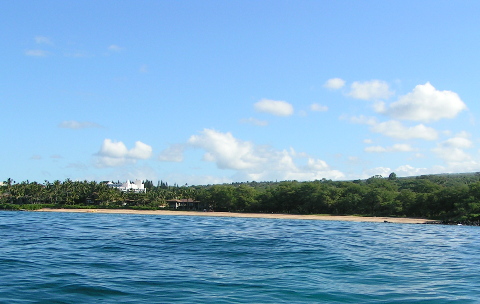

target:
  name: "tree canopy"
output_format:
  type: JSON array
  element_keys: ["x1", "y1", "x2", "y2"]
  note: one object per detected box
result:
[{"x1": 2, "y1": 172, "x2": 480, "y2": 224}]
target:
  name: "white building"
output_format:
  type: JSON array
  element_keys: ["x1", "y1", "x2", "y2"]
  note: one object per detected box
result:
[{"x1": 107, "y1": 180, "x2": 146, "y2": 193}]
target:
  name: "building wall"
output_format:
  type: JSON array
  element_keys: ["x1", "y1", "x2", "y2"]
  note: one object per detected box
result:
[{"x1": 107, "y1": 180, "x2": 146, "y2": 193}]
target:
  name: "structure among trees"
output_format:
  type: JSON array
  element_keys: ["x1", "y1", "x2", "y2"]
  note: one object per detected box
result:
[
  {"x1": 2, "y1": 172, "x2": 480, "y2": 224},
  {"x1": 107, "y1": 180, "x2": 146, "y2": 193}
]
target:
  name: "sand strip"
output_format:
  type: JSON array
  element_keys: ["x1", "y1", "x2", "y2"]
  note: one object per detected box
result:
[{"x1": 33, "y1": 208, "x2": 440, "y2": 224}]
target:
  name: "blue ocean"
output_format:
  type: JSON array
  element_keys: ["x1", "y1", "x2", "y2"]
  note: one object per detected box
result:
[{"x1": 0, "y1": 211, "x2": 479, "y2": 303}]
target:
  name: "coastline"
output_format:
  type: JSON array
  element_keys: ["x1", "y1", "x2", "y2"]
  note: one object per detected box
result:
[{"x1": 33, "y1": 208, "x2": 440, "y2": 224}]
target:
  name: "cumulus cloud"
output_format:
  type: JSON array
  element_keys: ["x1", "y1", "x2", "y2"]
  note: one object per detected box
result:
[
  {"x1": 359, "y1": 162, "x2": 480, "y2": 180},
  {"x1": 373, "y1": 101, "x2": 386, "y2": 113},
  {"x1": 365, "y1": 144, "x2": 414, "y2": 153},
  {"x1": 395, "y1": 165, "x2": 431, "y2": 177},
  {"x1": 239, "y1": 117, "x2": 268, "y2": 126},
  {"x1": 370, "y1": 120, "x2": 438, "y2": 140},
  {"x1": 360, "y1": 165, "x2": 441, "y2": 179},
  {"x1": 254, "y1": 99, "x2": 294, "y2": 116},
  {"x1": 25, "y1": 49, "x2": 48, "y2": 57},
  {"x1": 58, "y1": 120, "x2": 102, "y2": 129},
  {"x1": 324, "y1": 78, "x2": 345, "y2": 90},
  {"x1": 159, "y1": 144, "x2": 186, "y2": 162},
  {"x1": 391, "y1": 144, "x2": 415, "y2": 152},
  {"x1": 442, "y1": 137, "x2": 472, "y2": 149},
  {"x1": 187, "y1": 129, "x2": 344, "y2": 181},
  {"x1": 432, "y1": 133, "x2": 473, "y2": 163},
  {"x1": 98, "y1": 140, "x2": 129, "y2": 158},
  {"x1": 95, "y1": 139, "x2": 152, "y2": 167},
  {"x1": 349, "y1": 80, "x2": 394, "y2": 100},
  {"x1": 383, "y1": 82, "x2": 467, "y2": 122},
  {"x1": 162, "y1": 173, "x2": 233, "y2": 186},
  {"x1": 129, "y1": 141, "x2": 153, "y2": 159},
  {"x1": 310, "y1": 103, "x2": 328, "y2": 112},
  {"x1": 362, "y1": 167, "x2": 393, "y2": 178},
  {"x1": 344, "y1": 115, "x2": 438, "y2": 141},
  {"x1": 188, "y1": 129, "x2": 261, "y2": 170}
]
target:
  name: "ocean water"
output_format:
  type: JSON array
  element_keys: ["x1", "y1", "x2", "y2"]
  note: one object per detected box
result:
[{"x1": 0, "y1": 211, "x2": 479, "y2": 303}]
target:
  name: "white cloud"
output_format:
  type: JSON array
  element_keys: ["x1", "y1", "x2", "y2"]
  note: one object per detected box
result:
[
  {"x1": 25, "y1": 49, "x2": 48, "y2": 57},
  {"x1": 96, "y1": 157, "x2": 130, "y2": 168},
  {"x1": 344, "y1": 115, "x2": 438, "y2": 141},
  {"x1": 391, "y1": 144, "x2": 415, "y2": 152},
  {"x1": 188, "y1": 129, "x2": 344, "y2": 181},
  {"x1": 35, "y1": 36, "x2": 52, "y2": 45},
  {"x1": 239, "y1": 117, "x2": 268, "y2": 126},
  {"x1": 359, "y1": 164, "x2": 442, "y2": 179},
  {"x1": 306, "y1": 158, "x2": 329, "y2": 170},
  {"x1": 432, "y1": 133, "x2": 473, "y2": 163},
  {"x1": 373, "y1": 101, "x2": 386, "y2": 113},
  {"x1": 95, "y1": 139, "x2": 152, "y2": 167},
  {"x1": 364, "y1": 146, "x2": 387, "y2": 153},
  {"x1": 288, "y1": 147, "x2": 309, "y2": 158},
  {"x1": 434, "y1": 148, "x2": 471, "y2": 163},
  {"x1": 163, "y1": 173, "x2": 233, "y2": 186},
  {"x1": 58, "y1": 120, "x2": 102, "y2": 129},
  {"x1": 442, "y1": 130, "x2": 453, "y2": 137},
  {"x1": 159, "y1": 144, "x2": 185, "y2": 162},
  {"x1": 254, "y1": 99, "x2": 294, "y2": 116},
  {"x1": 188, "y1": 129, "x2": 261, "y2": 170},
  {"x1": 442, "y1": 137, "x2": 472, "y2": 149},
  {"x1": 98, "y1": 139, "x2": 129, "y2": 158},
  {"x1": 310, "y1": 103, "x2": 328, "y2": 112},
  {"x1": 342, "y1": 115, "x2": 377, "y2": 125},
  {"x1": 399, "y1": 162, "x2": 480, "y2": 176},
  {"x1": 108, "y1": 45, "x2": 123, "y2": 52},
  {"x1": 359, "y1": 162, "x2": 480, "y2": 180},
  {"x1": 370, "y1": 120, "x2": 438, "y2": 140},
  {"x1": 363, "y1": 139, "x2": 373, "y2": 144},
  {"x1": 349, "y1": 80, "x2": 394, "y2": 100},
  {"x1": 384, "y1": 82, "x2": 467, "y2": 122},
  {"x1": 324, "y1": 78, "x2": 345, "y2": 90},
  {"x1": 443, "y1": 161, "x2": 480, "y2": 173},
  {"x1": 365, "y1": 143, "x2": 414, "y2": 153},
  {"x1": 128, "y1": 141, "x2": 153, "y2": 159},
  {"x1": 395, "y1": 165, "x2": 431, "y2": 177},
  {"x1": 362, "y1": 167, "x2": 393, "y2": 178}
]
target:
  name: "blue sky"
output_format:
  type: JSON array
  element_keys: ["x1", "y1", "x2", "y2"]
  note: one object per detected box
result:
[{"x1": 2, "y1": 1, "x2": 480, "y2": 185}]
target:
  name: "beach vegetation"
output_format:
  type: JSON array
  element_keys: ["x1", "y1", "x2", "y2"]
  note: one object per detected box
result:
[{"x1": 3, "y1": 172, "x2": 480, "y2": 224}]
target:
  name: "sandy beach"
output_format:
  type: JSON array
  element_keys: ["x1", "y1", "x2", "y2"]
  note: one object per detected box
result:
[{"x1": 34, "y1": 208, "x2": 440, "y2": 224}]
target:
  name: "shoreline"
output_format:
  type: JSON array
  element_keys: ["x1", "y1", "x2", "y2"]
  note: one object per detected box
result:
[{"x1": 33, "y1": 208, "x2": 441, "y2": 224}]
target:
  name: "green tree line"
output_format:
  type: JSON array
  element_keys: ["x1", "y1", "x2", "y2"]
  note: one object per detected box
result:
[{"x1": 2, "y1": 173, "x2": 480, "y2": 223}]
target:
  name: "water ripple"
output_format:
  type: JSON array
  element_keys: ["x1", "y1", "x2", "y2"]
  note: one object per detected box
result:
[{"x1": 0, "y1": 211, "x2": 479, "y2": 303}]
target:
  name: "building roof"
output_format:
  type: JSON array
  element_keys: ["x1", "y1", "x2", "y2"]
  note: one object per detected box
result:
[{"x1": 166, "y1": 198, "x2": 199, "y2": 203}]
